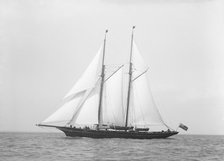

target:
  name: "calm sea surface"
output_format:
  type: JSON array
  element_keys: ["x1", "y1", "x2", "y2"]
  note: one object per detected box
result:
[{"x1": 0, "y1": 132, "x2": 223, "y2": 161}]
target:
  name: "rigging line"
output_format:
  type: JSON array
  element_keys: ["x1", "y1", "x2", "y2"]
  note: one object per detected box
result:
[
  {"x1": 104, "y1": 65, "x2": 124, "y2": 82},
  {"x1": 39, "y1": 90, "x2": 85, "y2": 124},
  {"x1": 42, "y1": 120, "x2": 70, "y2": 124},
  {"x1": 147, "y1": 82, "x2": 172, "y2": 130},
  {"x1": 68, "y1": 78, "x2": 101, "y2": 125},
  {"x1": 164, "y1": 123, "x2": 174, "y2": 130},
  {"x1": 106, "y1": 63, "x2": 123, "y2": 66},
  {"x1": 132, "y1": 67, "x2": 149, "y2": 82}
]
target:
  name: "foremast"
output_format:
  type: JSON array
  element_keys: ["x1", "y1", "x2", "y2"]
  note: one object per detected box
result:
[
  {"x1": 97, "y1": 30, "x2": 108, "y2": 130},
  {"x1": 125, "y1": 26, "x2": 135, "y2": 131}
]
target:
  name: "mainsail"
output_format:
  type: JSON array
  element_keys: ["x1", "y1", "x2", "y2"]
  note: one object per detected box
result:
[{"x1": 128, "y1": 41, "x2": 166, "y2": 129}]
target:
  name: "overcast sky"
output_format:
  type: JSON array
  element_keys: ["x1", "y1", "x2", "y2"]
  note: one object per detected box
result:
[{"x1": 0, "y1": 0, "x2": 224, "y2": 135}]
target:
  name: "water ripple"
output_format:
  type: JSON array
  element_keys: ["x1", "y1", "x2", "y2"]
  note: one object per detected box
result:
[{"x1": 0, "y1": 133, "x2": 224, "y2": 161}]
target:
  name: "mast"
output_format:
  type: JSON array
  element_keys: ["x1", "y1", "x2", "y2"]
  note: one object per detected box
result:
[
  {"x1": 97, "y1": 29, "x2": 108, "y2": 129},
  {"x1": 125, "y1": 26, "x2": 135, "y2": 130}
]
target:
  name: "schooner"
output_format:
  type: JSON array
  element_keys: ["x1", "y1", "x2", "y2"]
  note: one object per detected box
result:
[{"x1": 37, "y1": 27, "x2": 178, "y2": 139}]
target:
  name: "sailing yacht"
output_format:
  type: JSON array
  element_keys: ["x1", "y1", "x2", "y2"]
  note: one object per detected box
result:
[{"x1": 37, "y1": 27, "x2": 178, "y2": 139}]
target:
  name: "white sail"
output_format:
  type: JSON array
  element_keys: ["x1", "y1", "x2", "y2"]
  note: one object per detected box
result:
[
  {"x1": 130, "y1": 74, "x2": 164, "y2": 126},
  {"x1": 102, "y1": 68, "x2": 124, "y2": 126},
  {"x1": 128, "y1": 42, "x2": 164, "y2": 127},
  {"x1": 73, "y1": 80, "x2": 101, "y2": 125},
  {"x1": 67, "y1": 85, "x2": 97, "y2": 126},
  {"x1": 42, "y1": 92, "x2": 85, "y2": 126},
  {"x1": 64, "y1": 46, "x2": 102, "y2": 99},
  {"x1": 41, "y1": 45, "x2": 103, "y2": 126},
  {"x1": 132, "y1": 41, "x2": 148, "y2": 73}
]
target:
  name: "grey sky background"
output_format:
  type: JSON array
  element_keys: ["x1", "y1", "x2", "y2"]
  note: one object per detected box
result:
[{"x1": 0, "y1": 0, "x2": 224, "y2": 135}]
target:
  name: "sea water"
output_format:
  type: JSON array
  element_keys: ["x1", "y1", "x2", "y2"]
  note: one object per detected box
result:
[{"x1": 0, "y1": 132, "x2": 224, "y2": 161}]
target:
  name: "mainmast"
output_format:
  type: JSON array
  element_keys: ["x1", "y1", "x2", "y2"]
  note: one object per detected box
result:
[
  {"x1": 125, "y1": 26, "x2": 135, "y2": 131},
  {"x1": 98, "y1": 30, "x2": 108, "y2": 129}
]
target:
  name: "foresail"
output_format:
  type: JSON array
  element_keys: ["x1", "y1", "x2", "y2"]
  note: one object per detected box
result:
[
  {"x1": 41, "y1": 91, "x2": 85, "y2": 126},
  {"x1": 42, "y1": 45, "x2": 103, "y2": 127},
  {"x1": 64, "y1": 45, "x2": 102, "y2": 99},
  {"x1": 102, "y1": 67, "x2": 124, "y2": 126},
  {"x1": 72, "y1": 80, "x2": 101, "y2": 126}
]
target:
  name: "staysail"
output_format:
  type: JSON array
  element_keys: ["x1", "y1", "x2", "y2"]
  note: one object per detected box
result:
[{"x1": 41, "y1": 45, "x2": 103, "y2": 126}]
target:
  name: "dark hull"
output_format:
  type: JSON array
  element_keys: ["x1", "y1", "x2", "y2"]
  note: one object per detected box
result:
[{"x1": 57, "y1": 127, "x2": 178, "y2": 139}]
